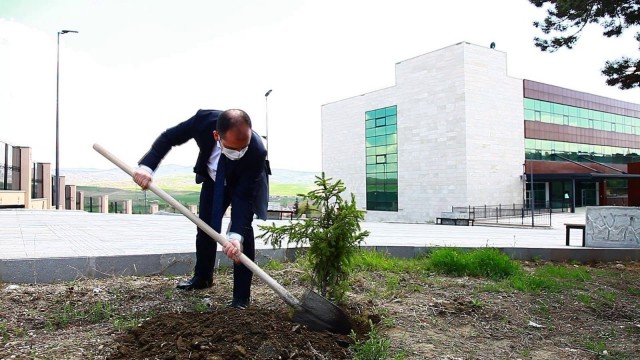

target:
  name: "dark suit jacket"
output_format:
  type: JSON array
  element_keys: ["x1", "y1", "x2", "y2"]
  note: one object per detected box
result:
[{"x1": 138, "y1": 109, "x2": 269, "y2": 228}]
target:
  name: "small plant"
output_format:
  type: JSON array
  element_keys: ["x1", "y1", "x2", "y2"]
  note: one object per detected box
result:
[
  {"x1": 112, "y1": 310, "x2": 155, "y2": 331},
  {"x1": 625, "y1": 324, "x2": 640, "y2": 336},
  {"x1": 537, "y1": 301, "x2": 550, "y2": 316},
  {"x1": 192, "y1": 299, "x2": 208, "y2": 313},
  {"x1": 0, "y1": 321, "x2": 8, "y2": 341},
  {"x1": 88, "y1": 301, "x2": 115, "y2": 323},
  {"x1": 598, "y1": 327, "x2": 617, "y2": 341},
  {"x1": 45, "y1": 301, "x2": 117, "y2": 330},
  {"x1": 380, "y1": 316, "x2": 395, "y2": 327},
  {"x1": 349, "y1": 320, "x2": 391, "y2": 360},
  {"x1": 44, "y1": 320, "x2": 55, "y2": 332},
  {"x1": 626, "y1": 287, "x2": 640, "y2": 295},
  {"x1": 48, "y1": 303, "x2": 83, "y2": 329},
  {"x1": 597, "y1": 290, "x2": 617, "y2": 305},
  {"x1": 584, "y1": 338, "x2": 607, "y2": 354},
  {"x1": 262, "y1": 259, "x2": 285, "y2": 271},
  {"x1": 384, "y1": 274, "x2": 401, "y2": 296},
  {"x1": 518, "y1": 348, "x2": 532, "y2": 357},
  {"x1": 470, "y1": 297, "x2": 485, "y2": 308},
  {"x1": 259, "y1": 173, "x2": 369, "y2": 302},
  {"x1": 480, "y1": 282, "x2": 510, "y2": 293},
  {"x1": 577, "y1": 293, "x2": 593, "y2": 306},
  {"x1": 164, "y1": 288, "x2": 173, "y2": 299}
]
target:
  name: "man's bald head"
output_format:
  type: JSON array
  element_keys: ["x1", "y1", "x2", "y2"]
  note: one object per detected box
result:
[
  {"x1": 217, "y1": 109, "x2": 252, "y2": 141},
  {"x1": 215, "y1": 109, "x2": 252, "y2": 150}
]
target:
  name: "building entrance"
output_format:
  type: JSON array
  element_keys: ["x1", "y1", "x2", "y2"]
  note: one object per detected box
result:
[{"x1": 576, "y1": 182, "x2": 598, "y2": 207}]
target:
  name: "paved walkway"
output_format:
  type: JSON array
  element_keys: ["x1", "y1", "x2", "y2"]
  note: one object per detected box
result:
[
  {"x1": 4, "y1": 207, "x2": 638, "y2": 283},
  {"x1": 1, "y1": 208, "x2": 586, "y2": 260}
]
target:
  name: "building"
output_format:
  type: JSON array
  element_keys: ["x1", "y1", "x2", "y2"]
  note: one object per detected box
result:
[
  {"x1": 321, "y1": 42, "x2": 640, "y2": 223},
  {"x1": 0, "y1": 139, "x2": 82, "y2": 210}
]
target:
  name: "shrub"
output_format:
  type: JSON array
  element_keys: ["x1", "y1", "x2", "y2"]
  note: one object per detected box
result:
[
  {"x1": 259, "y1": 172, "x2": 369, "y2": 302},
  {"x1": 426, "y1": 248, "x2": 520, "y2": 280}
]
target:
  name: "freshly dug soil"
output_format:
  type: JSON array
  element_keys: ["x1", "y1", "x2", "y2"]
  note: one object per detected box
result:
[{"x1": 108, "y1": 309, "x2": 355, "y2": 360}]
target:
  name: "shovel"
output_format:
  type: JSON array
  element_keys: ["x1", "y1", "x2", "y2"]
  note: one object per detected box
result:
[{"x1": 93, "y1": 144, "x2": 353, "y2": 334}]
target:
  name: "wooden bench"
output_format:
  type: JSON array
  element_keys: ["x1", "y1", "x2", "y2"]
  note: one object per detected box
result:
[
  {"x1": 565, "y1": 223, "x2": 585, "y2": 247},
  {"x1": 436, "y1": 218, "x2": 474, "y2": 226},
  {"x1": 267, "y1": 209, "x2": 296, "y2": 220}
]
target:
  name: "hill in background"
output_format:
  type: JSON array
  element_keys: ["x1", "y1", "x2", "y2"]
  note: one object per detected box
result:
[{"x1": 63, "y1": 165, "x2": 319, "y2": 196}]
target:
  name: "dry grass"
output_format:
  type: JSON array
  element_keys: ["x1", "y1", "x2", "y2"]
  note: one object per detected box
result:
[{"x1": 1, "y1": 260, "x2": 639, "y2": 359}]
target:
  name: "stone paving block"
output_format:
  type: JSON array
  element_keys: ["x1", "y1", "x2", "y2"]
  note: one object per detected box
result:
[{"x1": 4, "y1": 208, "x2": 640, "y2": 283}]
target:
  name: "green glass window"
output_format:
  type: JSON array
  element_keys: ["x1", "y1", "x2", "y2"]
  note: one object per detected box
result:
[
  {"x1": 524, "y1": 98, "x2": 535, "y2": 110},
  {"x1": 524, "y1": 97, "x2": 640, "y2": 136},
  {"x1": 524, "y1": 109, "x2": 535, "y2": 121},
  {"x1": 386, "y1": 115, "x2": 397, "y2": 125},
  {"x1": 365, "y1": 105, "x2": 398, "y2": 212},
  {"x1": 534, "y1": 111, "x2": 541, "y2": 121},
  {"x1": 541, "y1": 102, "x2": 551, "y2": 112},
  {"x1": 525, "y1": 139, "x2": 640, "y2": 164},
  {"x1": 365, "y1": 111, "x2": 375, "y2": 120},
  {"x1": 568, "y1": 116, "x2": 578, "y2": 127}
]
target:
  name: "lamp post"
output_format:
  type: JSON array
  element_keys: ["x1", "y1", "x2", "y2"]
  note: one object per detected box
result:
[
  {"x1": 55, "y1": 29, "x2": 78, "y2": 209},
  {"x1": 264, "y1": 89, "x2": 272, "y2": 152}
]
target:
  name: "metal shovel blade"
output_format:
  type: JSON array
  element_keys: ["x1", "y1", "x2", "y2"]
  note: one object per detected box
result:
[{"x1": 292, "y1": 289, "x2": 354, "y2": 335}]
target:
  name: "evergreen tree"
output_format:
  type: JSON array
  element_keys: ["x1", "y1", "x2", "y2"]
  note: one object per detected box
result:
[
  {"x1": 259, "y1": 173, "x2": 369, "y2": 302},
  {"x1": 530, "y1": 0, "x2": 640, "y2": 89}
]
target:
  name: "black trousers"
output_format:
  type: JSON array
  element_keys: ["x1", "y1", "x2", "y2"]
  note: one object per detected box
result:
[{"x1": 194, "y1": 178, "x2": 255, "y2": 301}]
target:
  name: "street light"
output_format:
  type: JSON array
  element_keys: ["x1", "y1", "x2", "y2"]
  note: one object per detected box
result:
[
  {"x1": 264, "y1": 89, "x2": 272, "y2": 152},
  {"x1": 55, "y1": 29, "x2": 78, "y2": 209}
]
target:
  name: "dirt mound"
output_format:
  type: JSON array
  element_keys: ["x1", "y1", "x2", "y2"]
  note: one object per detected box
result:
[{"x1": 108, "y1": 308, "x2": 354, "y2": 359}]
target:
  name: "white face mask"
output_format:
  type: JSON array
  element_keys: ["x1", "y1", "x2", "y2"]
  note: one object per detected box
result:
[{"x1": 220, "y1": 141, "x2": 248, "y2": 161}]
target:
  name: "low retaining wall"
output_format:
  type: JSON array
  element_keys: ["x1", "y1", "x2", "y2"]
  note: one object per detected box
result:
[{"x1": 4, "y1": 246, "x2": 640, "y2": 284}]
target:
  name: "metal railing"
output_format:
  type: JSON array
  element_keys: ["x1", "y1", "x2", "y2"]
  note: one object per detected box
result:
[{"x1": 452, "y1": 203, "x2": 552, "y2": 227}]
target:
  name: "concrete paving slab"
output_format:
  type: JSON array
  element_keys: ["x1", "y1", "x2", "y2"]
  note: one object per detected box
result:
[{"x1": 2, "y1": 208, "x2": 639, "y2": 283}]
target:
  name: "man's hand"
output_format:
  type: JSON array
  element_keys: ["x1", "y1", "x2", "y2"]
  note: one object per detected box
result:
[
  {"x1": 133, "y1": 168, "x2": 153, "y2": 190},
  {"x1": 223, "y1": 239, "x2": 242, "y2": 264}
]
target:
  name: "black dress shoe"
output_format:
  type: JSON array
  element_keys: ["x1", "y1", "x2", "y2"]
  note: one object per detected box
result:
[
  {"x1": 176, "y1": 276, "x2": 213, "y2": 290},
  {"x1": 227, "y1": 298, "x2": 251, "y2": 310}
]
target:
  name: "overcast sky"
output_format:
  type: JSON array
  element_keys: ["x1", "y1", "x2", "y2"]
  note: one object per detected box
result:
[{"x1": 2, "y1": 0, "x2": 639, "y2": 172}]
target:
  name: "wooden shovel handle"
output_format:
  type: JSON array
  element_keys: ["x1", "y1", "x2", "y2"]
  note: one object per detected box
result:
[{"x1": 93, "y1": 143, "x2": 301, "y2": 308}]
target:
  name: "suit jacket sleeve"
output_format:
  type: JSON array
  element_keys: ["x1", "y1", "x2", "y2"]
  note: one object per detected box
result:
[{"x1": 138, "y1": 114, "x2": 198, "y2": 171}]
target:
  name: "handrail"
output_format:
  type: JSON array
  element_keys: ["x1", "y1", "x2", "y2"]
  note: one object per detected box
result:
[
  {"x1": 576, "y1": 155, "x2": 627, "y2": 174},
  {"x1": 550, "y1": 153, "x2": 600, "y2": 172}
]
